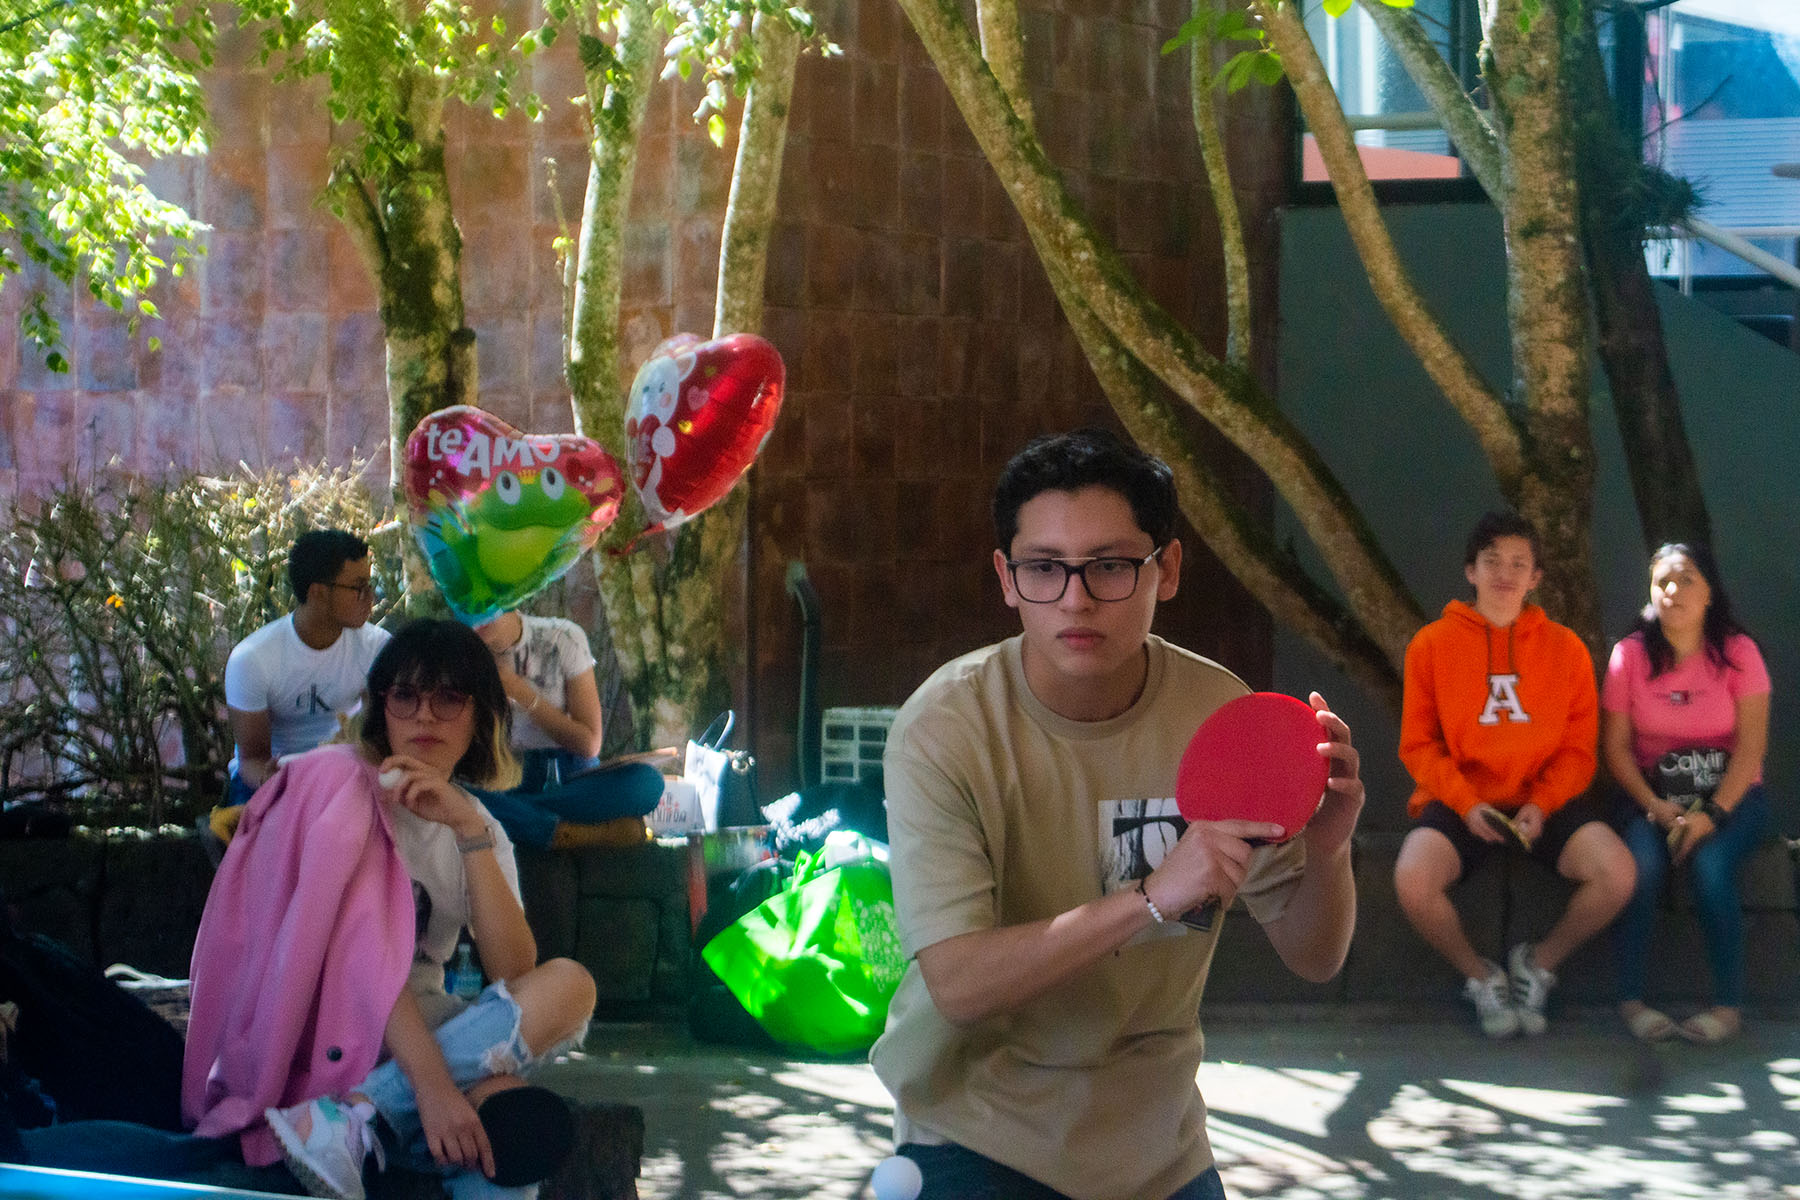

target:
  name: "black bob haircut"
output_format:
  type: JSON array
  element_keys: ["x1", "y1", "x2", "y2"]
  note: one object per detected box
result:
[
  {"x1": 359, "y1": 619, "x2": 517, "y2": 788},
  {"x1": 992, "y1": 428, "x2": 1176, "y2": 555},
  {"x1": 289, "y1": 529, "x2": 371, "y2": 602},
  {"x1": 1463, "y1": 510, "x2": 1542, "y2": 568}
]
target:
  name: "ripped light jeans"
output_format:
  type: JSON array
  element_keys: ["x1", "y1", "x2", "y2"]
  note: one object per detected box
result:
[{"x1": 358, "y1": 980, "x2": 587, "y2": 1200}]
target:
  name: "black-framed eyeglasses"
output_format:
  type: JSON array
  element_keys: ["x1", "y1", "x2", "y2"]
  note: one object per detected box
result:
[
  {"x1": 1005, "y1": 548, "x2": 1163, "y2": 604},
  {"x1": 330, "y1": 581, "x2": 376, "y2": 601},
  {"x1": 384, "y1": 686, "x2": 472, "y2": 721}
]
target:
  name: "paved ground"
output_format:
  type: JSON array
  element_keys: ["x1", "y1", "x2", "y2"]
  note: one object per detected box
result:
[{"x1": 538, "y1": 1007, "x2": 1800, "y2": 1200}]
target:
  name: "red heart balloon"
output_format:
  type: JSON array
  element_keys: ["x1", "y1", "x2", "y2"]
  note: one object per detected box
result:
[
  {"x1": 623, "y1": 332, "x2": 785, "y2": 535},
  {"x1": 402, "y1": 406, "x2": 623, "y2": 624}
]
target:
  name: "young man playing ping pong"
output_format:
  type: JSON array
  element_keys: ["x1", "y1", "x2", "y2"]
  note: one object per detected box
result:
[
  {"x1": 871, "y1": 429, "x2": 1365, "y2": 1200},
  {"x1": 1393, "y1": 511, "x2": 1635, "y2": 1039}
]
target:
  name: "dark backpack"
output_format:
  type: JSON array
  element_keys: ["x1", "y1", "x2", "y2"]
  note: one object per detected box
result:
[{"x1": 0, "y1": 898, "x2": 186, "y2": 1130}]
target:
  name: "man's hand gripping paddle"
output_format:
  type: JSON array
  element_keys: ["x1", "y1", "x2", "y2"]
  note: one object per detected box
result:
[{"x1": 1172, "y1": 692, "x2": 1332, "y2": 926}]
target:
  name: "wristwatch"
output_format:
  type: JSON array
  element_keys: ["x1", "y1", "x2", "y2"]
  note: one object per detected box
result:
[{"x1": 1700, "y1": 800, "x2": 1731, "y2": 827}]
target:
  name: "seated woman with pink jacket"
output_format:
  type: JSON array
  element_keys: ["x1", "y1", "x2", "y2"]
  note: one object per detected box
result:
[{"x1": 183, "y1": 618, "x2": 595, "y2": 1200}]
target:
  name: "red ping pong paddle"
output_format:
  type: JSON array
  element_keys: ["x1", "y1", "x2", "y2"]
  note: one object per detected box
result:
[
  {"x1": 1176, "y1": 691, "x2": 1331, "y2": 843},
  {"x1": 1169, "y1": 692, "x2": 1330, "y2": 929}
]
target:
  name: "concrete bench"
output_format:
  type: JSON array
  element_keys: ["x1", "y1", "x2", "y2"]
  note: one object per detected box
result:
[{"x1": 1205, "y1": 831, "x2": 1800, "y2": 1012}]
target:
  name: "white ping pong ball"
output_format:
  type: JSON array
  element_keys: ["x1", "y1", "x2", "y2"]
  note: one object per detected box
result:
[
  {"x1": 378, "y1": 768, "x2": 406, "y2": 789},
  {"x1": 870, "y1": 1155, "x2": 923, "y2": 1200}
]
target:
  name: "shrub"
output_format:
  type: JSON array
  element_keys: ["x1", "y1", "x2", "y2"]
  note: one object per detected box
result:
[{"x1": 0, "y1": 465, "x2": 404, "y2": 829}]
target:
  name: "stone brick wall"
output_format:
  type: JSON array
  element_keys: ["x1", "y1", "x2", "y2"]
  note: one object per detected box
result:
[
  {"x1": 0, "y1": 0, "x2": 1292, "y2": 795},
  {"x1": 747, "y1": 0, "x2": 1293, "y2": 789}
]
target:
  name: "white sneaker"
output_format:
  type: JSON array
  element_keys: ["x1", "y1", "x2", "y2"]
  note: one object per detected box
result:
[
  {"x1": 1464, "y1": 963, "x2": 1520, "y2": 1038},
  {"x1": 1509, "y1": 942, "x2": 1556, "y2": 1036},
  {"x1": 265, "y1": 1096, "x2": 385, "y2": 1200}
]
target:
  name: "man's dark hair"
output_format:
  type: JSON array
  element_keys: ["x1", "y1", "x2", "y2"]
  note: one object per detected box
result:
[
  {"x1": 360, "y1": 619, "x2": 513, "y2": 787},
  {"x1": 992, "y1": 428, "x2": 1176, "y2": 554},
  {"x1": 1463, "y1": 511, "x2": 1541, "y2": 568},
  {"x1": 289, "y1": 529, "x2": 370, "y2": 602}
]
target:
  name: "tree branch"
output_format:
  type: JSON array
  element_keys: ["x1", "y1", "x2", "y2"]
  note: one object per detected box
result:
[
  {"x1": 898, "y1": 0, "x2": 1423, "y2": 670},
  {"x1": 1257, "y1": 0, "x2": 1524, "y2": 492},
  {"x1": 976, "y1": 0, "x2": 1035, "y2": 130},
  {"x1": 714, "y1": 12, "x2": 799, "y2": 337},
  {"x1": 1189, "y1": 1, "x2": 1253, "y2": 364},
  {"x1": 1357, "y1": 0, "x2": 1502, "y2": 198}
]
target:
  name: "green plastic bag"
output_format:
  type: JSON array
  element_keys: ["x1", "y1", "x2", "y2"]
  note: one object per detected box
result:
[{"x1": 701, "y1": 836, "x2": 906, "y2": 1054}]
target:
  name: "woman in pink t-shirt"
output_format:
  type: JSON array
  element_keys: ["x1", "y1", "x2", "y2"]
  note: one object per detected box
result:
[{"x1": 1602, "y1": 544, "x2": 1772, "y2": 1045}]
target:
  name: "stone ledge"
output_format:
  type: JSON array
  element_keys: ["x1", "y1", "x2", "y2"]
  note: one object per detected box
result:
[
  {"x1": 515, "y1": 841, "x2": 695, "y2": 1009},
  {"x1": 1208, "y1": 832, "x2": 1800, "y2": 1010}
]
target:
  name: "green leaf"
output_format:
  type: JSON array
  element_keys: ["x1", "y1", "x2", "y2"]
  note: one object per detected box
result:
[
  {"x1": 1251, "y1": 50, "x2": 1286, "y2": 86},
  {"x1": 1222, "y1": 50, "x2": 1259, "y2": 93},
  {"x1": 1161, "y1": 13, "x2": 1211, "y2": 57},
  {"x1": 706, "y1": 112, "x2": 726, "y2": 146},
  {"x1": 1323, "y1": 0, "x2": 1354, "y2": 17}
]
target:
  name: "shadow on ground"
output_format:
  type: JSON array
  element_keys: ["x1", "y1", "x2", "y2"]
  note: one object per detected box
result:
[{"x1": 542, "y1": 1009, "x2": 1800, "y2": 1200}]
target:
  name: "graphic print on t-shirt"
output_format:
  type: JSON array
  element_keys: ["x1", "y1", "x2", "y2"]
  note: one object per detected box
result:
[
  {"x1": 512, "y1": 627, "x2": 570, "y2": 697},
  {"x1": 1099, "y1": 796, "x2": 1193, "y2": 939}
]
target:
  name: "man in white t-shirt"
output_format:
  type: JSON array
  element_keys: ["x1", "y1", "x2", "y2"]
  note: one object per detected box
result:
[
  {"x1": 871, "y1": 429, "x2": 1367, "y2": 1200},
  {"x1": 223, "y1": 530, "x2": 392, "y2": 805}
]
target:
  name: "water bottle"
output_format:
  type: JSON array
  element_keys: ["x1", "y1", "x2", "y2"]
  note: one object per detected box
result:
[{"x1": 449, "y1": 939, "x2": 483, "y2": 1001}]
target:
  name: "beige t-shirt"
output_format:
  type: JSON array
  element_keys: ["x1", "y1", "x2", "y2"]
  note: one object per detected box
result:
[{"x1": 870, "y1": 635, "x2": 1307, "y2": 1200}]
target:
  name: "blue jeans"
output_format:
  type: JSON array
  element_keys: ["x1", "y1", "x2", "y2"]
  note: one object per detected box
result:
[
  {"x1": 1611, "y1": 784, "x2": 1773, "y2": 1006},
  {"x1": 898, "y1": 1142, "x2": 1228, "y2": 1200},
  {"x1": 469, "y1": 749, "x2": 665, "y2": 849},
  {"x1": 225, "y1": 769, "x2": 255, "y2": 808},
  {"x1": 359, "y1": 980, "x2": 584, "y2": 1200}
]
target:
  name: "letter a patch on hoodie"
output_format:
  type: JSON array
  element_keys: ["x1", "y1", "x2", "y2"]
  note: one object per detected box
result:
[{"x1": 1479, "y1": 673, "x2": 1530, "y2": 725}]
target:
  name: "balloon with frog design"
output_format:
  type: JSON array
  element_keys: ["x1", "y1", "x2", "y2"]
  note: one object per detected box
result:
[
  {"x1": 402, "y1": 406, "x2": 624, "y2": 625},
  {"x1": 624, "y1": 332, "x2": 785, "y2": 537}
]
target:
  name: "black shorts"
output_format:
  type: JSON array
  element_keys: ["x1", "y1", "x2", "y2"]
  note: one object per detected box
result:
[{"x1": 1412, "y1": 796, "x2": 1610, "y2": 879}]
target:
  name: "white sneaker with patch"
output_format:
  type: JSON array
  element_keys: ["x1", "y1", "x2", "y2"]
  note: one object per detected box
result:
[
  {"x1": 1464, "y1": 962, "x2": 1520, "y2": 1039},
  {"x1": 1509, "y1": 942, "x2": 1556, "y2": 1036},
  {"x1": 265, "y1": 1095, "x2": 385, "y2": 1200}
]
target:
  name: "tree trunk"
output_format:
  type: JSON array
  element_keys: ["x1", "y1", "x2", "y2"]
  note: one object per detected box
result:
[
  {"x1": 566, "y1": 3, "x2": 799, "y2": 748},
  {"x1": 563, "y1": 4, "x2": 661, "y2": 740},
  {"x1": 976, "y1": 0, "x2": 1402, "y2": 708},
  {"x1": 896, "y1": 0, "x2": 1423, "y2": 673},
  {"x1": 1564, "y1": 4, "x2": 1713, "y2": 551},
  {"x1": 1483, "y1": 0, "x2": 1601, "y2": 649},
  {"x1": 331, "y1": 71, "x2": 474, "y2": 485}
]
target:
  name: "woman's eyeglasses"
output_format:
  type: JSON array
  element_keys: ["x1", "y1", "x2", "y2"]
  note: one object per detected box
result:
[{"x1": 384, "y1": 685, "x2": 472, "y2": 721}]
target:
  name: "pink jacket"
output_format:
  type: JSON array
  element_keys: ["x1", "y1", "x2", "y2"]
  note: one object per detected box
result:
[{"x1": 182, "y1": 744, "x2": 415, "y2": 1165}]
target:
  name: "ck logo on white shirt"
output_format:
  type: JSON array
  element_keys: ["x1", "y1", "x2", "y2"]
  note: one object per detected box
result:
[{"x1": 1478, "y1": 673, "x2": 1530, "y2": 725}]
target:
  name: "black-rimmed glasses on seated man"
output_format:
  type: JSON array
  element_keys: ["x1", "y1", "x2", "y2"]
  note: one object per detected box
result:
[
  {"x1": 330, "y1": 581, "x2": 376, "y2": 601},
  {"x1": 1005, "y1": 548, "x2": 1163, "y2": 604},
  {"x1": 384, "y1": 686, "x2": 472, "y2": 721}
]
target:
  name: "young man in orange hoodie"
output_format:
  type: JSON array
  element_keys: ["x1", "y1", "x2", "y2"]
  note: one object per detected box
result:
[{"x1": 1394, "y1": 512, "x2": 1635, "y2": 1038}]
